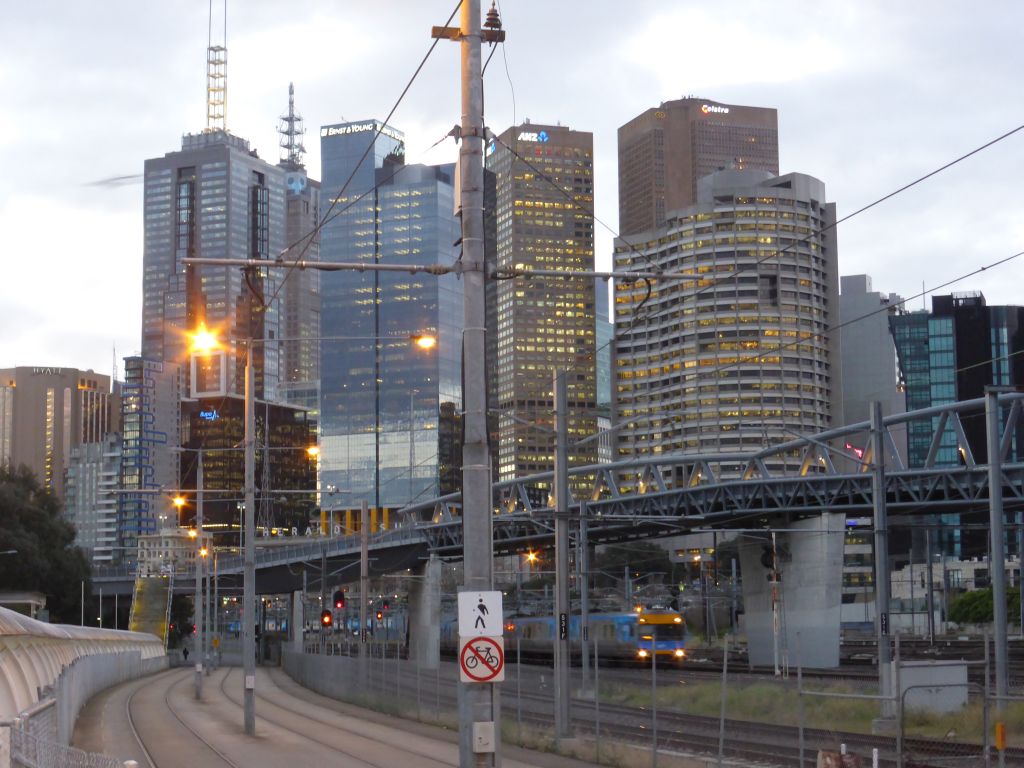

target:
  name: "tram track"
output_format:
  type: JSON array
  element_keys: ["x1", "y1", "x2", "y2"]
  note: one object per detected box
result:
[
  {"x1": 216, "y1": 665, "x2": 456, "y2": 768},
  {"x1": 126, "y1": 668, "x2": 243, "y2": 768}
]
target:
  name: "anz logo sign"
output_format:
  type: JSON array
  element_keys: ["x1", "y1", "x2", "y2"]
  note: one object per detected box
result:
[{"x1": 517, "y1": 129, "x2": 549, "y2": 143}]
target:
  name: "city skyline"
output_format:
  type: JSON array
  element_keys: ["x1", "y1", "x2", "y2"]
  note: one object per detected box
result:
[{"x1": 2, "y1": 2, "x2": 1024, "y2": 375}]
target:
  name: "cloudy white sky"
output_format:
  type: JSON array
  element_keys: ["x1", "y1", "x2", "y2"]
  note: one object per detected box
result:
[{"x1": 2, "y1": 1, "x2": 1022, "y2": 376}]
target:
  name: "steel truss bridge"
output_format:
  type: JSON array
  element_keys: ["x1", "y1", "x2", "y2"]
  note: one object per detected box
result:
[{"x1": 97, "y1": 394, "x2": 1024, "y2": 593}]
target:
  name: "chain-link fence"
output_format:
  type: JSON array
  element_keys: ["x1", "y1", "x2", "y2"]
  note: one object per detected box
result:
[{"x1": 8, "y1": 724, "x2": 127, "y2": 768}]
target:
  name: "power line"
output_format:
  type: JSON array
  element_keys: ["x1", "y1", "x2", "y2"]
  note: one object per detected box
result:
[{"x1": 260, "y1": 0, "x2": 463, "y2": 310}]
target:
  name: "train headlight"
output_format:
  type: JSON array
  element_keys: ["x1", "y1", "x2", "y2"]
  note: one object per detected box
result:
[
  {"x1": 674, "y1": 649, "x2": 685, "y2": 658},
  {"x1": 638, "y1": 649, "x2": 648, "y2": 659}
]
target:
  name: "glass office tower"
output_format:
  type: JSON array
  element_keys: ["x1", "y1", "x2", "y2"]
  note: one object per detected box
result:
[{"x1": 319, "y1": 121, "x2": 462, "y2": 520}]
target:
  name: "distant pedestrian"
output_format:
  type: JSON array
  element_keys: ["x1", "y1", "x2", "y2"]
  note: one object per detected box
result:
[{"x1": 182, "y1": 646, "x2": 189, "y2": 662}]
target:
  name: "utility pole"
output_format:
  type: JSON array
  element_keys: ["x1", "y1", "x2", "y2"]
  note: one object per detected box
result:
[
  {"x1": 579, "y1": 502, "x2": 591, "y2": 695},
  {"x1": 243, "y1": 347, "x2": 256, "y2": 735},
  {"x1": 553, "y1": 369, "x2": 571, "y2": 738},
  {"x1": 432, "y1": 3, "x2": 503, "y2": 764},
  {"x1": 871, "y1": 401, "x2": 893, "y2": 720},
  {"x1": 360, "y1": 499, "x2": 369, "y2": 687},
  {"x1": 195, "y1": 453, "x2": 204, "y2": 699},
  {"x1": 987, "y1": 388, "x2": 1009, "y2": 711}
]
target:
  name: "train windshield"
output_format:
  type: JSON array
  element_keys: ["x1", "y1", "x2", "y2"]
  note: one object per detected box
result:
[{"x1": 641, "y1": 623, "x2": 685, "y2": 640}]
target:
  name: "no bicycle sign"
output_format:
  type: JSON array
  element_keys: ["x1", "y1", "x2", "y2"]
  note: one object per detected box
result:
[{"x1": 459, "y1": 636, "x2": 505, "y2": 683}]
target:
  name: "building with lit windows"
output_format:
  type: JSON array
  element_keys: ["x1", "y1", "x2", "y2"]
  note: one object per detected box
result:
[
  {"x1": 618, "y1": 97, "x2": 779, "y2": 237},
  {"x1": 141, "y1": 130, "x2": 287, "y2": 402},
  {"x1": 177, "y1": 397, "x2": 317, "y2": 542},
  {"x1": 486, "y1": 122, "x2": 598, "y2": 483},
  {"x1": 318, "y1": 120, "x2": 463, "y2": 515},
  {"x1": 0, "y1": 367, "x2": 115, "y2": 499},
  {"x1": 613, "y1": 169, "x2": 841, "y2": 475}
]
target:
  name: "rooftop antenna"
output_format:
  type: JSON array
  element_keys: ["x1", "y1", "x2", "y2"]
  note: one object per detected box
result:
[
  {"x1": 205, "y1": 0, "x2": 227, "y2": 132},
  {"x1": 278, "y1": 83, "x2": 306, "y2": 168}
]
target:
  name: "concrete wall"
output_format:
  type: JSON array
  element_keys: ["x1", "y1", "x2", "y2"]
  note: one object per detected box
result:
[{"x1": 739, "y1": 513, "x2": 844, "y2": 668}]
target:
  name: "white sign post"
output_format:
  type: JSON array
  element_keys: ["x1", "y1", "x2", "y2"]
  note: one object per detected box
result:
[{"x1": 458, "y1": 591, "x2": 503, "y2": 637}]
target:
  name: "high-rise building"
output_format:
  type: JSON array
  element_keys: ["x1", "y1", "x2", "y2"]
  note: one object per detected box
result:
[
  {"x1": 838, "y1": 275, "x2": 906, "y2": 462},
  {"x1": 142, "y1": 130, "x2": 287, "y2": 402},
  {"x1": 613, "y1": 170, "x2": 841, "y2": 474},
  {"x1": 66, "y1": 434, "x2": 121, "y2": 565},
  {"x1": 318, "y1": 121, "x2": 463, "y2": 514},
  {"x1": 892, "y1": 293, "x2": 1024, "y2": 469},
  {"x1": 618, "y1": 97, "x2": 779, "y2": 237},
  {"x1": 277, "y1": 85, "x2": 321, "y2": 412},
  {"x1": 0, "y1": 367, "x2": 115, "y2": 499},
  {"x1": 486, "y1": 122, "x2": 597, "y2": 483},
  {"x1": 891, "y1": 292, "x2": 1024, "y2": 559},
  {"x1": 118, "y1": 357, "x2": 181, "y2": 559}
]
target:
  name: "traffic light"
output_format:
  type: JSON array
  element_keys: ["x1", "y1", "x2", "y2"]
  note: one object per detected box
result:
[
  {"x1": 320, "y1": 609, "x2": 333, "y2": 627},
  {"x1": 333, "y1": 590, "x2": 345, "y2": 610},
  {"x1": 382, "y1": 598, "x2": 389, "y2": 611},
  {"x1": 376, "y1": 610, "x2": 383, "y2": 622}
]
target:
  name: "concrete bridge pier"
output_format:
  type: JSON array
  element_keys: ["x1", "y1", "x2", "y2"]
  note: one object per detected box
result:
[
  {"x1": 738, "y1": 512, "x2": 845, "y2": 669},
  {"x1": 407, "y1": 554, "x2": 441, "y2": 669}
]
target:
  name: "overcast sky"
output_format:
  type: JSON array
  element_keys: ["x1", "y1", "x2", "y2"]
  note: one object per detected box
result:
[{"x1": 2, "y1": 1, "x2": 1022, "y2": 376}]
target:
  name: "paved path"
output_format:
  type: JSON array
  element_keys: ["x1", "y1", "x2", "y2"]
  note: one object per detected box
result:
[{"x1": 73, "y1": 665, "x2": 601, "y2": 767}]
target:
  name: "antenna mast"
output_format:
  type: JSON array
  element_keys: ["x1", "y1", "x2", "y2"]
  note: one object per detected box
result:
[
  {"x1": 278, "y1": 83, "x2": 306, "y2": 168},
  {"x1": 205, "y1": 0, "x2": 227, "y2": 132}
]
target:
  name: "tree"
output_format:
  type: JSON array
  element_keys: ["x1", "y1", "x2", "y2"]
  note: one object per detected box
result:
[
  {"x1": 0, "y1": 465, "x2": 91, "y2": 623},
  {"x1": 948, "y1": 586, "x2": 1022, "y2": 624}
]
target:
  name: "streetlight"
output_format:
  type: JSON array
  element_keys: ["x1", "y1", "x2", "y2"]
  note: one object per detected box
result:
[{"x1": 190, "y1": 326, "x2": 435, "y2": 735}]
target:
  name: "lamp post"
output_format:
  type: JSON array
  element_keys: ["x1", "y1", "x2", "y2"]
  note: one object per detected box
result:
[{"x1": 188, "y1": 327, "x2": 433, "y2": 736}]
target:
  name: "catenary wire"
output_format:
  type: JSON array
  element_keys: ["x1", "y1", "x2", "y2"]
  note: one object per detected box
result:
[{"x1": 259, "y1": 0, "x2": 463, "y2": 311}]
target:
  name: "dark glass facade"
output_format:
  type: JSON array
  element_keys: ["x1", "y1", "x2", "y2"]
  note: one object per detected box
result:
[
  {"x1": 318, "y1": 121, "x2": 462, "y2": 513},
  {"x1": 891, "y1": 293, "x2": 1024, "y2": 557},
  {"x1": 179, "y1": 397, "x2": 317, "y2": 543}
]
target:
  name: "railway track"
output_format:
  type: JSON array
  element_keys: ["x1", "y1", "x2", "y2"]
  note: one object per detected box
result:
[{"x1": 307, "y1": 653, "x2": 1019, "y2": 767}]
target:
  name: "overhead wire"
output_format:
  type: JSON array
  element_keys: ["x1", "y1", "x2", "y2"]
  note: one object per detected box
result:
[{"x1": 258, "y1": 0, "x2": 463, "y2": 311}]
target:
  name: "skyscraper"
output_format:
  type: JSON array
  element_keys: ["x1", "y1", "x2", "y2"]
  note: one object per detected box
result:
[
  {"x1": 318, "y1": 121, "x2": 463, "y2": 517},
  {"x1": 618, "y1": 97, "x2": 779, "y2": 237},
  {"x1": 613, "y1": 170, "x2": 841, "y2": 475},
  {"x1": 66, "y1": 434, "x2": 121, "y2": 565},
  {"x1": 118, "y1": 357, "x2": 181, "y2": 559},
  {"x1": 0, "y1": 367, "x2": 115, "y2": 499},
  {"x1": 486, "y1": 122, "x2": 597, "y2": 483},
  {"x1": 142, "y1": 130, "x2": 286, "y2": 401},
  {"x1": 277, "y1": 85, "x2": 321, "y2": 411},
  {"x1": 891, "y1": 292, "x2": 1024, "y2": 559}
]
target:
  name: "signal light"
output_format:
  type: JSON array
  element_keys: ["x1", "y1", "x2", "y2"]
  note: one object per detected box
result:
[
  {"x1": 333, "y1": 590, "x2": 345, "y2": 610},
  {"x1": 376, "y1": 611, "x2": 383, "y2": 621},
  {"x1": 382, "y1": 599, "x2": 389, "y2": 611},
  {"x1": 320, "y1": 610, "x2": 332, "y2": 627}
]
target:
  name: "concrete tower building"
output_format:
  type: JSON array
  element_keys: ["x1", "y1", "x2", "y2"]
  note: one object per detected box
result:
[
  {"x1": 486, "y1": 122, "x2": 598, "y2": 483},
  {"x1": 618, "y1": 97, "x2": 779, "y2": 237},
  {"x1": 318, "y1": 120, "x2": 463, "y2": 519},
  {"x1": 613, "y1": 170, "x2": 841, "y2": 474},
  {"x1": 0, "y1": 367, "x2": 115, "y2": 499}
]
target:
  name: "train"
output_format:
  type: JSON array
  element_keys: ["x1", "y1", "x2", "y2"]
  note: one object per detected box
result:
[{"x1": 440, "y1": 608, "x2": 686, "y2": 664}]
